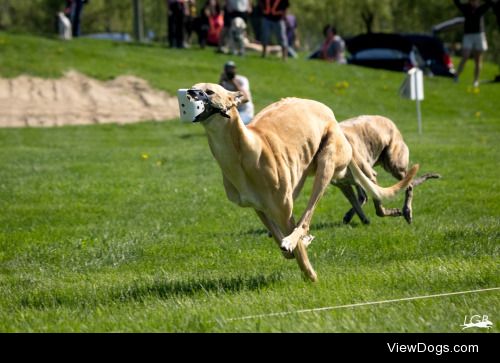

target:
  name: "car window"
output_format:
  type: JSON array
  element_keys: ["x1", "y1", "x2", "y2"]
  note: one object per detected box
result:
[{"x1": 352, "y1": 48, "x2": 408, "y2": 60}]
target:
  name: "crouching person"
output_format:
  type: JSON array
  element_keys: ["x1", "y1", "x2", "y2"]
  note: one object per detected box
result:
[{"x1": 219, "y1": 61, "x2": 254, "y2": 124}]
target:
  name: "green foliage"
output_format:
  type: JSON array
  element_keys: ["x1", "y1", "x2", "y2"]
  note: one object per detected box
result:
[
  {"x1": 0, "y1": 32, "x2": 499, "y2": 332},
  {"x1": 0, "y1": 0, "x2": 166, "y2": 37}
]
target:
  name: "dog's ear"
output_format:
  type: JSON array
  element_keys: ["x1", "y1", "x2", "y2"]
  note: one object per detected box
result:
[
  {"x1": 209, "y1": 89, "x2": 247, "y2": 117},
  {"x1": 232, "y1": 91, "x2": 248, "y2": 106}
]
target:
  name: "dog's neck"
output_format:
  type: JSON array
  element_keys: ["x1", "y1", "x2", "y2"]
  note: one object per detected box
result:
[{"x1": 202, "y1": 107, "x2": 260, "y2": 181}]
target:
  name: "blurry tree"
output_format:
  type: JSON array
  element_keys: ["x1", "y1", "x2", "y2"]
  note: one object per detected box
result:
[{"x1": 0, "y1": 0, "x2": 164, "y2": 40}]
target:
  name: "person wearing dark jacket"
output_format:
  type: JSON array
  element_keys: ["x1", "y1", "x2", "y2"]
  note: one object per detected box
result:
[
  {"x1": 168, "y1": 0, "x2": 186, "y2": 48},
  {"x1": 259, "y1": 0, "x2": 289, "y2": 60},
  {"x1": 453, "y1": 0, "x2": 493, "y2": 87},
  {"x1": 492, "y1": 0, "x2": 500, "y2": 82},
  {"x1": 65, "y1": 0, "x2": 88, "y2": 37},
  {"x1": 494, "y1": 0, "x2": 500, "y2": 25}
]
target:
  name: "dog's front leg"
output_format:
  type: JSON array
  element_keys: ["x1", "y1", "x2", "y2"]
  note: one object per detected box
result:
[
  {"x1": 402, "y1": 185, "x2": 413, "y2": 224},
  {"x1": 294, "y1": 239, "x2": 318, "y2": 282},
  {"x1": 339, "y1": 184, "x2": 370, "y2": 225},
  {"x1": 402, "y1": 173, "x2": 441, "y2": 224},
  {"x1": 257, "y1": 210, "x2": 317, "y2": 281},
  {"x1": 373, "y1": 200, "x2": 403, "y2": 218},
  {"x1": 280, "y1": 146, "x2": 338, "y2": 282},
  {"x1": 281, "y1": 148, "x2": 336, "y2": 253},
  {"x1": 255, "y1": 210, "x2": 294, "y2": 259},
  {"x1": 281, "y1": 224, "x2": 315, "y2": 252},
  {"x1": 279, "y1": 216, "x2": 318, "y2": 283}
]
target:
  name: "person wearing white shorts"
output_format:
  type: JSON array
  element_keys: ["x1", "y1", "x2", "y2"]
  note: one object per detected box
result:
[
  {"x1": 453, "y1": 0, "x2": 494, "y2": 87},
  {"x1": 462, "y1": 32, "x2": 488, "y2": 52}
]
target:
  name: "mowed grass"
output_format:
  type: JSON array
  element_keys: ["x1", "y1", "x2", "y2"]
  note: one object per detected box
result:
[{"x1": 0, "y1": 32, "x2": 499, "y2": 332}]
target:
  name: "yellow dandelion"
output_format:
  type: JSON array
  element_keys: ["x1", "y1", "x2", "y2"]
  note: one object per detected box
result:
[
  {"x1": 473, "y1": 87, "x2": 480, "y2": 94},
  {"x1": 334, "y1": 81, "x2": 349, "y2": 90},
  {"x1": 475, "y1": 111, "x2": 481, "y2": 118},
  {"x1": 141, "y1": 153, "x2": 149, "y2": 160}
]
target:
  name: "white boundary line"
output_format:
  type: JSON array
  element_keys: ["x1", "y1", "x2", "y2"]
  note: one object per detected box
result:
[{"x1": 224, "y1": 287, "x2": 500, "y2": 322}]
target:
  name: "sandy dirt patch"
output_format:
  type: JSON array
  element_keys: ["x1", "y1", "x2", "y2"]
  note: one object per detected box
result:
[{"x1": 0, "y1": 71, "x2": 180, "y2": 127}]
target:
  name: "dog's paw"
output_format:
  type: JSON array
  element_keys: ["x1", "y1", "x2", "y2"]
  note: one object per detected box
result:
[
  {"x1": 301, "y1": 234, "x2": 315, "y2": 248},
  {"x1": 280, "y1": 236, "x2": 297, "y2": 253},
  {"x1": 403, "y1": 206, "x2": 413, "y2": 224}
]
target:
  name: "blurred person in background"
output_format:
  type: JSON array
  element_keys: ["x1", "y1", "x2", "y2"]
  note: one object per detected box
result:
[
  {"x1": 219, "y1": 61, "x2": 254, "y2": 124},
  {"x1": 492, "y1": 0, "x2": 500, "y2": 81},
  {"x1": 65, "y1": 0, "x2": 88, "y2": 37},
  {"x1": 218, "y1": 0, "x2": 252, "y2": 53},
  {"x1": 453, "y1": 0, "x2": 494, "y2": 87},
  {"x1": 168, "y1": 0, "x2": 186, "y2": 48},
  {"x1": 204, "y1": 0, "x2": 224, "y2": 46},
  {"x1": 259, "y1": 0, "x2": 289, "y2": 60},
  {"x1": 285, "y1": 12, "x2": 298, "y2": 58},
  {"x1": 184, "y1": 0, "x2": 197, "y2": 45},
  {"x1": 308, "y1": 25, "x2": 346, "y2": 63}
]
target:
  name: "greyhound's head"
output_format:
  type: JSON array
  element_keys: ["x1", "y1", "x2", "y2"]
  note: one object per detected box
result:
[{"x1": 177, "y1": 83, "x2": 245, "y2": 123}]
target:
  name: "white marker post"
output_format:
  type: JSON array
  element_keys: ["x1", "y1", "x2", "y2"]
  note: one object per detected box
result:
[{"x1": 400, "y1": 68, "x2": 424, "y2": 134}]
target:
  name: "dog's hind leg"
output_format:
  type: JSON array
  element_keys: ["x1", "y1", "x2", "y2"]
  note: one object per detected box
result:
[{"x1": 340, "y1": 184, "x2": 370, "y2": 225}]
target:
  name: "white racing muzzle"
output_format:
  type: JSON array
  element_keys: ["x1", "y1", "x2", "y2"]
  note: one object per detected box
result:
[{"x1": 177, "y1": 89, "x2": 211, "y2": 123}]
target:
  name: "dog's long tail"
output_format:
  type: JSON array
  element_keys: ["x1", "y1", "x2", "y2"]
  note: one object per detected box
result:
[{"x1": 348, "y1": 160, "x2": 419, "y2": 201}]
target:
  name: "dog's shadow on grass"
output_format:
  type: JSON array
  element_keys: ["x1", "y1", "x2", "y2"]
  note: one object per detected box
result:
[
  {"x1": 19, "y1": 273, "x2": 283, "y2": 309},
  {"x1": 240, "y1": 227, "x2": 269, "y2": 236},
  {"x1": 179, "y1": 132, "x2": 205, "y2": 140},
  {"x1": 312, "y1": 220, "x2": 365, "y2": 230},
  {"x1": 114, "y1": 272, "x2": 283, "y2": 303}
]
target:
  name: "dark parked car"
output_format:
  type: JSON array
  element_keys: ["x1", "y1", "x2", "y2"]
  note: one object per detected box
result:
[{"x1": 345, "y1": 33, "x2": 455, "y2": 77}]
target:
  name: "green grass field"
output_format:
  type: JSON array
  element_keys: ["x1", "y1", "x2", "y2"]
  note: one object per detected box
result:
[{"x1": 0, "y1": 32, "x2": 499, "y2": 332}]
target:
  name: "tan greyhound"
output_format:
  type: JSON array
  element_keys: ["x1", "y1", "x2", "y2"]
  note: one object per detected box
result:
[
  {"x1": 178, "y1": 84, "x2": 418, "y2": 281},
  {"x1": 335, "y1": 115, "x2": 440, "y2": 225}
]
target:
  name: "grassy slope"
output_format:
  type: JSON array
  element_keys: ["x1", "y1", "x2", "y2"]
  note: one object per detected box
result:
[{"x1": 0, "y1": 33, "x2": 498, "y2": 332}]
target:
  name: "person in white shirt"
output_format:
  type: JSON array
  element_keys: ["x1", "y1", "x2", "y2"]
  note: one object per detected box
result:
[
  {"x1": 227, "y1": 0, "x2": 252, "y2": 20},
  {"x1": 219, "y1": 61, "x2": 254, "y2": 125}
]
